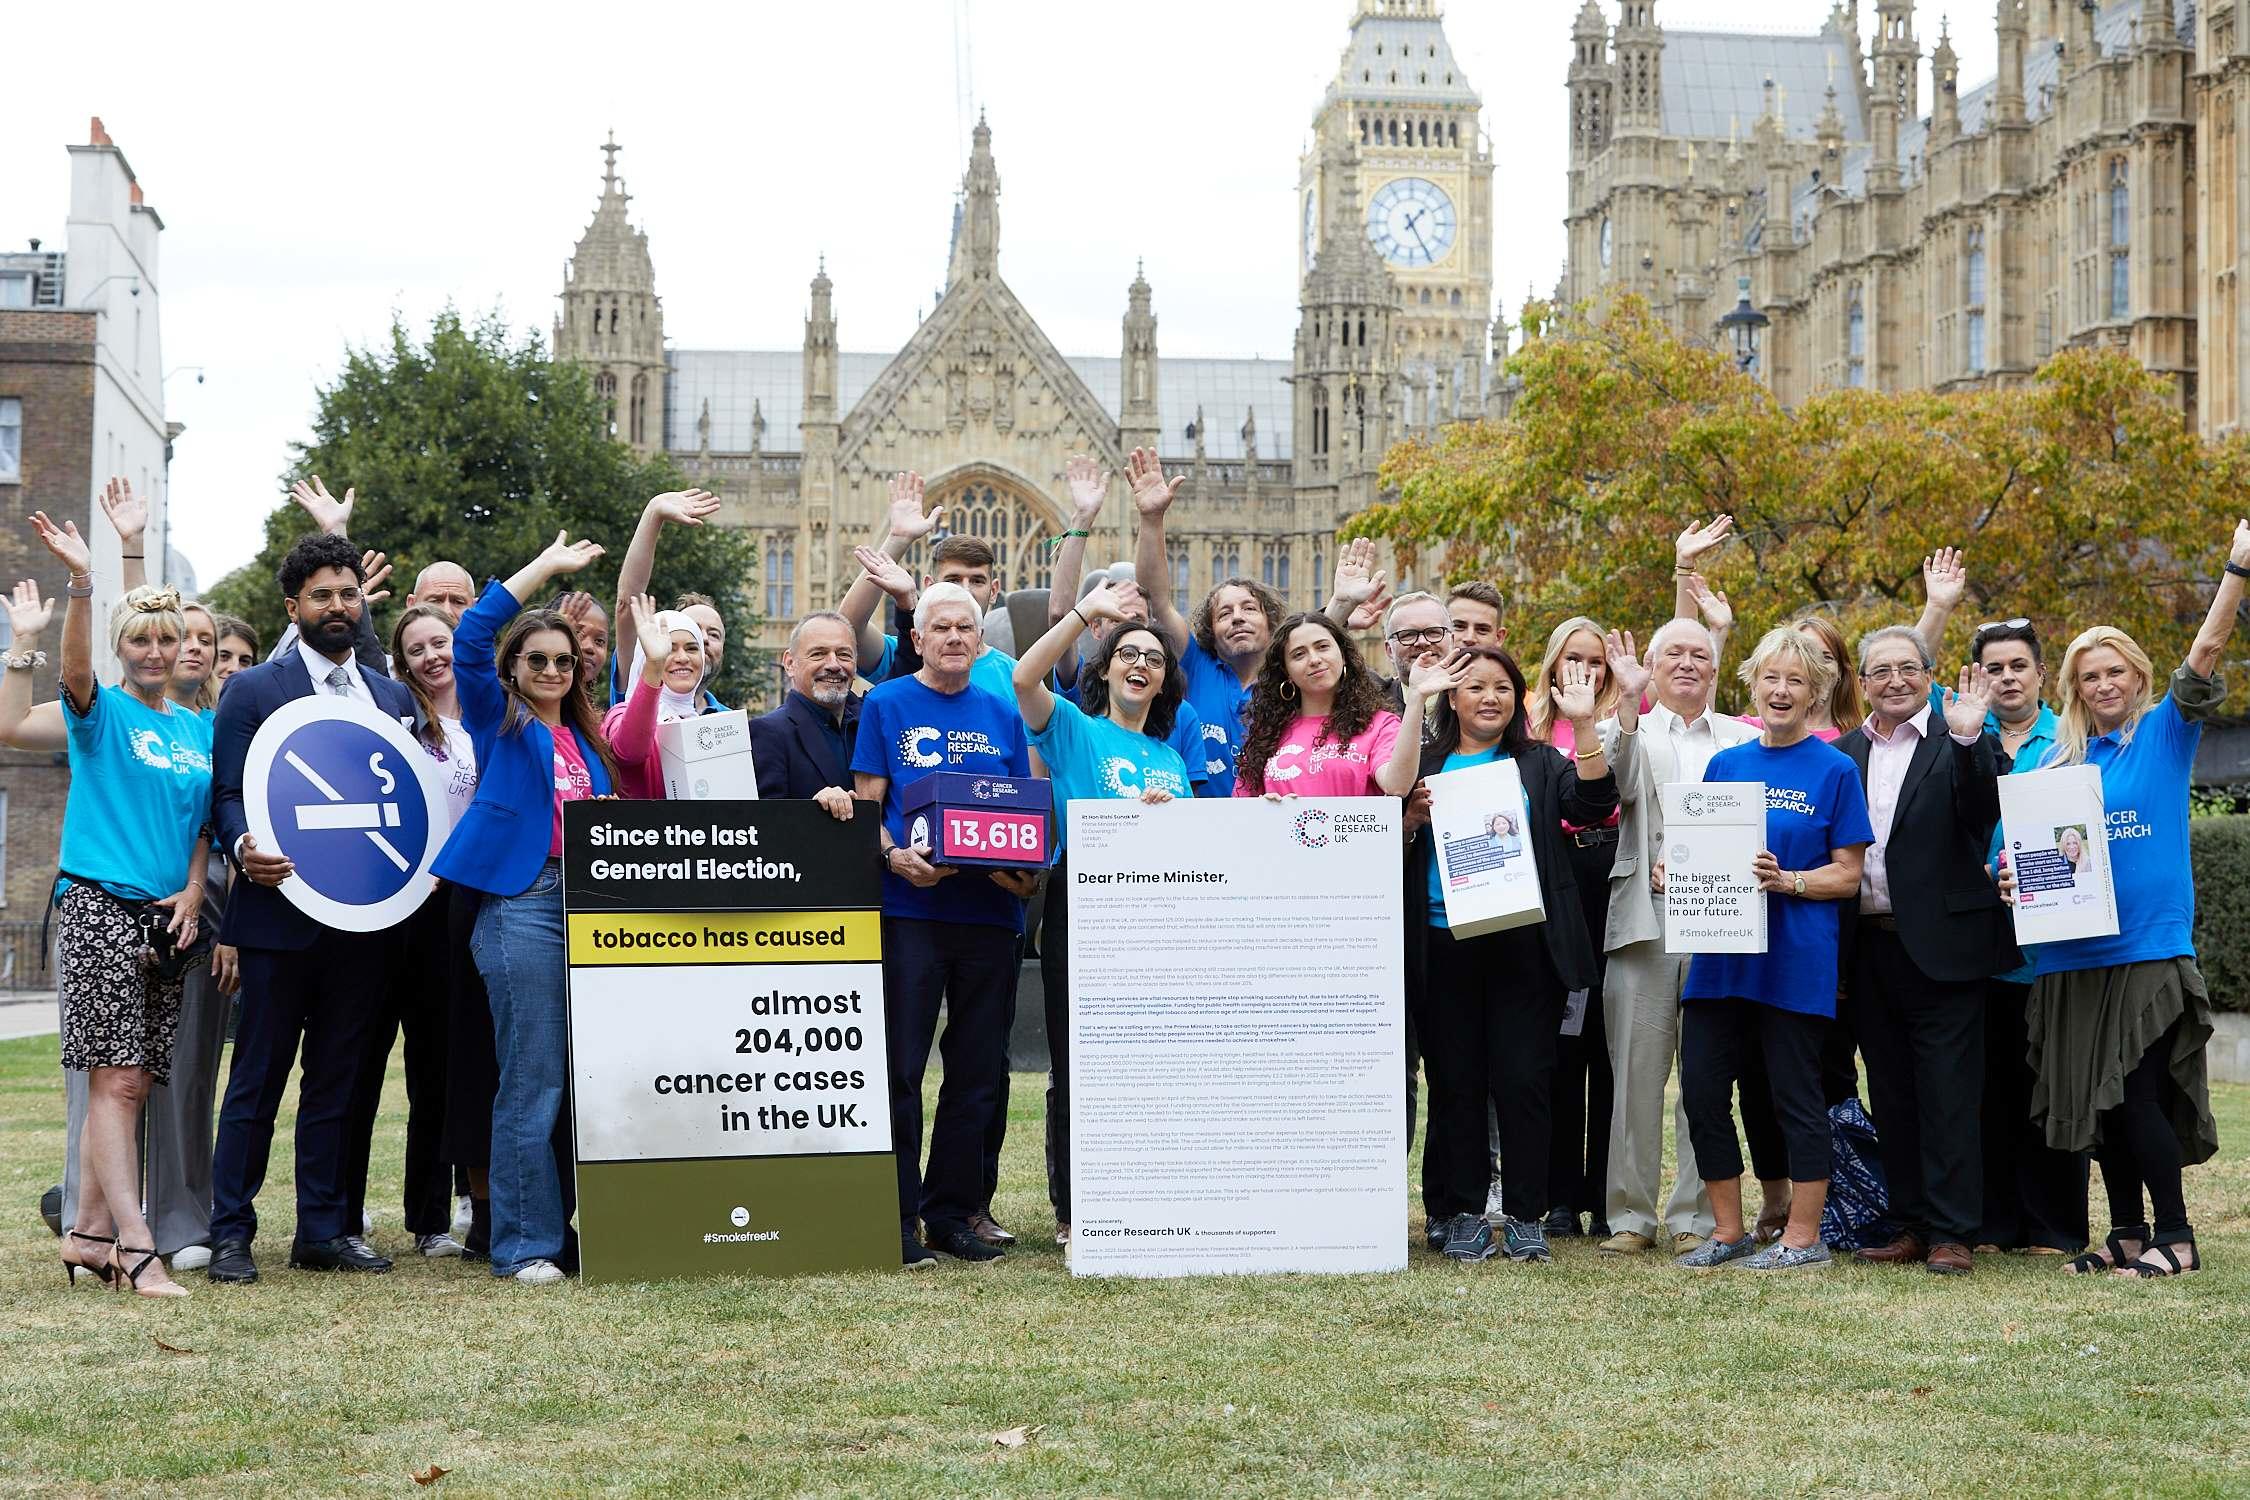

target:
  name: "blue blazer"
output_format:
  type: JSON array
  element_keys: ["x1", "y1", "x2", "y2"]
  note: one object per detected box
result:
[
  {"x1": 211, "y1": 649, "x2": 419, "y2": 951},
  {"x1": 748, "y1": 690, "x2": 862, "y2": 800},
  {"x1": 433, "y1": 581, "x2": 615, "y2": 898}
]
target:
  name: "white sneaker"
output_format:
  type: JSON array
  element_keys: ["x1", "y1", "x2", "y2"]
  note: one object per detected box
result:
[
  {"x1": 1483, "y1": 1176, "x2": 1506, "y2": 1226},
  {"x1": 170, "y1": 1244, "x2": 212, "y2": 1271},
  {"x1": 451, "y1": 1195, "x2": 473, "y2": 1237},
  {"x1": 361, "y1": 1210, "x2": 375, "y2": 1235},
  {"x1": 512, "y1": 1259, "x2": 565, "y2": 1285},
  {"x1": 417, "y1": 1232, "x2": 464, "y2": 1259}
]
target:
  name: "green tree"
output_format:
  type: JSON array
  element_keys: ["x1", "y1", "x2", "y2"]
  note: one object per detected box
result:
[
  {"x1": 206, "y1": 308, "x2": 763, "y2": 705},
  {"x1": 1355, "y1": 295, "x2": 2248, "y2": 701}
]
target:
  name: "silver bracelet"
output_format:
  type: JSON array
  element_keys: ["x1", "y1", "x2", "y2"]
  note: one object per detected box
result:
[
  {"x1": 65, "y1": 574, "x2": 93, "y2": 599},
  {"x1": 3, "y1": 649, "x2": 46, "y2": 671}
]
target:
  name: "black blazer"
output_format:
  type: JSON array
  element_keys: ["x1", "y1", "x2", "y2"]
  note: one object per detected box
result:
[
  {"x1": 211, "y1": 649, "x2": 419, "y2": 951},
  {"x1": 1403, "y1": 738, "x2": 1618, "y2": 995},
  {"x1": 1838, "y1": 720, "x2": 2020, "y2": 983},
  {"x1": 748, "y1": 690, "x2": 863, "y2": 800}
]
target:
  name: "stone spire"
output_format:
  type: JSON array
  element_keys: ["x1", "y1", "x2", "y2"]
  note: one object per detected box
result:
[
  {"x1": 1995, "y1": 0, "x2": 2028, "y2": 126},
  {"x1": 556, "y1": 131, "x2": 665, "y2": 453},
  {"x1": 1931, "y1": 19, "x2": 1960, "y2": 145},
  {"x1": 948, "y1": 114, "x2": 1001, "y2": 286},
  {"x1": 1120, "y1": 259, "x2": 1159, "y2": 455}
]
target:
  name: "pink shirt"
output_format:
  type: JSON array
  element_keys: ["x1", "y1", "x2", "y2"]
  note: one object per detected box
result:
[
  {"x1": 549, "y1": 729, "x2": 595, "y2": 856},
  {"x1": 1858, "y1": 704, "x2": 1976, "y2": 914},
  {"x1": 601, "y1": 676, "x2": 664, "y2": 801},
  {"x1": 1233, "y1": 710, "x2": 1403, "y2": 799}
]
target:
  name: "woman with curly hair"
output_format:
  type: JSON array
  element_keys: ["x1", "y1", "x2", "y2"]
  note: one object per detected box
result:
[{"x1": 1231, "y1": 613, "x2": 1405, "y2": 801}]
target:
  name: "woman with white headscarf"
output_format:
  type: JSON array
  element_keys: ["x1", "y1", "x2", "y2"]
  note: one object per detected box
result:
[{"x1": 601, "y1": 592, "x2": 711, "y2": 800}]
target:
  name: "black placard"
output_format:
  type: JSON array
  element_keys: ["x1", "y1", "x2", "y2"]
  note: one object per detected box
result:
[{"x1": 563, "y1": 799, "x2": 879, "y2": 912}]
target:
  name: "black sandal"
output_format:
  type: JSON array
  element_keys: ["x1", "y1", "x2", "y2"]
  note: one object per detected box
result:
[
  {"x1": 2120, "y1": 1237, "x2": 2200, "y2": 1279},
  {"x1": 2064, "y1": 1224, "x2": 2147, "y2": 1276},
  {"x1": 64, "y1": 1230, "x2": 117, "y2": 1287}
]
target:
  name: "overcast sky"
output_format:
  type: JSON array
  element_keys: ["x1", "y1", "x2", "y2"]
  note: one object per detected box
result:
[{"x1": 1, "y1": 0, "x2": 1996, "y2": 589}]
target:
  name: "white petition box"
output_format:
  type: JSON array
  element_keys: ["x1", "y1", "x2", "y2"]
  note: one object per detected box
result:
[
  {"x1": 656, "y1": 710, "x2": 760, "y2": 801},
  {"x1": 1425, "y1": 756, "x2": 1546, "y2": 936},
  {"x1": 1998, "y1": 764, "x2": 2119, "y2": 946},
  {"x1": 1661, "y1": 780, "x2": 1767, "y2": 954}
]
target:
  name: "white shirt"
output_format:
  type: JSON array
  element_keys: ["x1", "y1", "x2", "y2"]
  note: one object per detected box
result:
[
  {"x1": 297, "y1": 639, "x2": 373, "y2": 706},
  {"x1": 1860, "y1": 703, "x2": 1977, "y2": 914},
  {"x1": 431, "y1": 714, "x2": 479, "y2": 829},
  {"x1": 1647, "y1": 700, "x2": 1724, "y2": 788}
]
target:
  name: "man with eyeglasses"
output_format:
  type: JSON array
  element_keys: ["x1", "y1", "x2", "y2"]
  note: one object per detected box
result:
[
  {"x1": 1836, "y1": 626, "x2": 2018, "y2": 1277},
  {"x1": 1969, "y1": 617, "x2": 2090, "y2": 1256},
  {"x1": 1375, "y1": 592, "x2": 1455, "y2": 718},
  {"x1": 207, "y1": 533, "x2": 421, "y2": 1282}
]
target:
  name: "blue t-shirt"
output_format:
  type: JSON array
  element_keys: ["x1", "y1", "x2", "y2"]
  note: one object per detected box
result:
[
  {"x1": 1027, "y1": 695, "x2": 1191, "y2": 854},
  {"x1": 2031, "y1": 688, "x2": 2206, "y2": 976},
  {"x1": 1178, "y1": 638, "x2": 1251, "y2": 798},
  {"x1": 1684, "y1": 735, "x2": 1874, "y2": 1017},
  {"x1": 1426, "y1": 746, "x2": 1505, "y2": 927},
  {"x1": 870, "y1": 634, "x2": 1016, "y2": 703},
  {"x1": 851, "y1": 673, "x2": 1032, "y2": 931},
  {"x1": 1987, "y1": 703, "x2": 2059, "y2": 986},
  {"x1": 1062, "y1": 675, "x2": 1210, "y2": 789},
  {"x1": 60, "y1": 686, "x2": 215, "y2": 901}
]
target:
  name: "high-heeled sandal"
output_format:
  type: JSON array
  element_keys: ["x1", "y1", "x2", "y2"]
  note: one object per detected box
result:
[
  {"x1": 112, "y1": 1244, "x2": 190, "y2": 1299},
  {"x1": 64, "y1": 1230, "x2": 117, "y2": 1287},
  {"x1": 2064, "y1": 1223, "x2": 2147, "y2": 1275}
]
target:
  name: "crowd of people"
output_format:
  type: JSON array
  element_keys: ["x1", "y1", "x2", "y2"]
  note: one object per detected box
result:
[{"x1": 19, "y1": 459, "x2": 2236, "y2": 1290}]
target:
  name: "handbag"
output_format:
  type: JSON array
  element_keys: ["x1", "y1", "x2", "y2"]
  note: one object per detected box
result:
[{"x1": 54, "y1": 872, "x2": 213, "y2": 982}]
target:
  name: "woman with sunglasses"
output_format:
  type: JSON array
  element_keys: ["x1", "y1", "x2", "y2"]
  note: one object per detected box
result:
[
  {"x1": 1012, "y1": 579, "x2": 1191, "y2": 1250},
  {"x1": 434, "y1": 532, "x2": 619, "y2": 1286}
]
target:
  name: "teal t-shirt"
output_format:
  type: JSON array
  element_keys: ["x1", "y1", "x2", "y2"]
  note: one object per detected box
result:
[
  {"x1": 59, "y1": 685, "x2": 215, "y2": 901},
  {"x1": 1026, "y1": 694, "x2": 1191, "y2": 854},
  {"x1": 1987, "y1": 703, "x2": 2059, "y2": 986},
  {"x1": 1426, "y1": 746, "x2": 1506, "y2": 926}
]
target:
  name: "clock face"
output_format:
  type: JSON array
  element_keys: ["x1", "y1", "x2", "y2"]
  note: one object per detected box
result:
[
  {"x1": 1303, "y1": 188, "x2": 1319, "y2": 271},
  {"x1": 1600, "y1": 216, "x2": 1613, "y2": 269},
  {"x1": 1366, "y1": 177, "x2": 1457, "y2": 268}
]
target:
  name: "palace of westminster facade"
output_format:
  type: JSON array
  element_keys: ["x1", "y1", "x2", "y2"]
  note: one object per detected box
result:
[{"x1": 552, "y1": 0, "x2": 2250, "y2": 666}]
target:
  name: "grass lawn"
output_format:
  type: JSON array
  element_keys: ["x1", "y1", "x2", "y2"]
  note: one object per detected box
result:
[{"x1": 0, "y1": 1031, "x2": 2246, "y2": 1498}]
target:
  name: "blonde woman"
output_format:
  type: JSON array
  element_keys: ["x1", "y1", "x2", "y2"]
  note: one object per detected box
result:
[{"x1": 2001, "y1": 522, "x2": 2250, "y2": 1280}]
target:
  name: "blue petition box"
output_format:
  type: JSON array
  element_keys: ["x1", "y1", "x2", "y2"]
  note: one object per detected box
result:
[{"x1": 899, "y1": 772, "x2": 1052, "y2": 869}]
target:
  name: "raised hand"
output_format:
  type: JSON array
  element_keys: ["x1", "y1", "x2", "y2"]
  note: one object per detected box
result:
[
  {"x1": 1125, "y1": 447, "x2": 1184, "y2": 517},
  {"x1": 1923, "y1": 546, "x2": 1967, "y2": 609},
  {"x1": 360, "y1": 550, "x2": 394, "y2": 606},
  {"x1": 1331, "y1": 536, "x2": 1389, "y2": 610},
  {"x1": 1109, "y1": 580, "x2": 1148, "y2": 621},
  {"x1": 536, "y1": 530, "x2": 605, "y2": 578},
  {"x1": 1552, "y1": 655, "x2": 1600, "y2": 723},
  {"x1": 1675, "y1": 514, "x2": 1733, "y2": 569},
  {"x1": 886, "y1": 472, "x2": 941, "y2": 543},
  {"x1": 1942, "y1": 663, "x2": 1992, "y2": 739},
  {"x1": 1347, "y1": 580, "x2": 1394, "y2": 634},
  {"x1": 2231, "y1": 519, "x2": 2250, "y2": 571},
  {"x1": 289, "y1": 476, "x2": 356, "y2": 537},
  {"x1": 1682, "y1": 572, "x2": 1733, "y2": 632},
  {"x1": 5, "y1": 580, "x2": 52, "y2": 642},
  {"x1": 649, "y1": 489, "x2": 722, "y2": 527},
  {"x1": 852, "y1": 544, "x2": 916, "y2": 606},
  {"x1": 1604, "y1": 629, "x2": 1650, "y2": 705},
  {"x1": 1076, "y1": 579, "x2": 1130, "y2": 626},
  {"x1": 1407, "y1": 646, "x2": 1472, "y2": 698},
  {"x1": 98, "y1": 477, "x2": 148, "y2": 545},
  {"x1": 629, "y1": 591, "x2": 669, "y2": 667},
  {"x1": 29, "y1": 511, "x2": 92, "y2": 575},
  {"x1": 1064, "y1": 454, "x2": 1110, "y2": 523}
]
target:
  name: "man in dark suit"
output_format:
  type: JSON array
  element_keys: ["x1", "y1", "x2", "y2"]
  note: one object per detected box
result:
[
  {"x1": 1840, "y1": 625, "x2": 2019, "y2": 1277},
  {"x1": 749, "y1": 611, "x2": 862, "y2": 800},
  {"x1": 207, "y1": 534, "x2": 420, "y2": 1282}
]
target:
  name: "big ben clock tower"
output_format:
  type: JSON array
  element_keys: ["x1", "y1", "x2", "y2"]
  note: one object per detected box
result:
[{"x1": 1299, "y1": 0, "x2": 1493, "y2": 418}]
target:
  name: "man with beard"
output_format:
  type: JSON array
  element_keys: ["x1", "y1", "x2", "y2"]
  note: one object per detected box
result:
[
  {"x1": 207, "y1": 534, "x2": 420, "y2": 1282},
  {"x1": 749, "y1": 612, "x2": 864, "y2": 800},
  {"x1": 1374, "y1": 591, "x2": 1455, "y2": 717}
]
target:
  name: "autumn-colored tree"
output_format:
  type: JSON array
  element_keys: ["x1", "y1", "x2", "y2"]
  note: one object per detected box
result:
[{"x1": 1356, "y1": 296, "x2": 2249, "y2": 704}]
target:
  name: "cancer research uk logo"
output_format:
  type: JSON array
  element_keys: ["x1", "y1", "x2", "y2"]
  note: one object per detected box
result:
[
  {"x1": 1681, "y1": 789, "x2": 1708, "y2": 818},
  {"x1": 696, "y1": 723, "x2": 721, "y2": 753},
  {"x1": 898, "y1": 725, "x2": 944, "y2": 768},
  {"x1": 1292, "y1": 809, "x2": 1331, "y2": 848}
]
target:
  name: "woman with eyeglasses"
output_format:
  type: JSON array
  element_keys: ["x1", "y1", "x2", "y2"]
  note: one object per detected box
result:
[
  {"x1": 433, "y1": 532, "x2": 619, "y2": 1286},
  {"x1": 1012, "y1": 580, "x2": 1191, "y2": 1249}
]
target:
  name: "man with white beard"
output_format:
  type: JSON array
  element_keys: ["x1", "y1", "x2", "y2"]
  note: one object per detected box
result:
[{"x1": 748, "y1": 611, "x2": 865, "y2": 809}]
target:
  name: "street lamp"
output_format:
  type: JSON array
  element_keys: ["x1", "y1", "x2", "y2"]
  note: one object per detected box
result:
[{"x1": 1717, "y1": 275, "x2": 1770, "y2": 374}]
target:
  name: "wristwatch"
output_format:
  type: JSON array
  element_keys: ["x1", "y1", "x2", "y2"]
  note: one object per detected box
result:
[{"x1": 1792, "y1": 871, "x2": 1806, "y2": 897}]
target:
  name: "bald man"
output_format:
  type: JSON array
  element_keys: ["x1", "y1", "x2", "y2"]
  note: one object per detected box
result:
[{"x1": 407, "y1": 562, "x2": 475, "y2": 622}]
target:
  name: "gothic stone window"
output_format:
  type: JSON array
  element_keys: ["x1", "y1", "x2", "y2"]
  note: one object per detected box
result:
[
  {"x1": 2109, "y1": 158, "x2": 2130, "y2": 320},
  {"x1": 1847, "y1": 284, "x2": 1867, "y2": 388},
  {"x1": 1260, "y1": 542, "x2": 1292, "y2": 599},
  {"x1": 1168, "y1": 541, "x2": 1190, "y2": 599},
  {"x1": 1966, "y1": 227, "x2": 1988, "y2": 375},
  {"x1": 595, "y1": 371, "x2": 618, "y2": 437},
  {"x1": 764, "y1": 534, "x2": 796, "y2": 619},
  {"x1": 941, "y1": 479, "x2": 1053, "y2": 592}
]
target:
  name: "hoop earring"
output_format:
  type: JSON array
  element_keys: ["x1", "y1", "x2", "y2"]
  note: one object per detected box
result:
[{"x1": 1280, "y1": 680, "x2": 1298, "y2": 701}]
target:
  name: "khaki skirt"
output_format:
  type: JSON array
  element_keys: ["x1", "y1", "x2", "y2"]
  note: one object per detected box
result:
[{"x1": 2026, "y1": 956, "x2": 2217, "y2": 1165}]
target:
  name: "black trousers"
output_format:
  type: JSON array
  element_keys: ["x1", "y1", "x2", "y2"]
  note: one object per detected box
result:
[
  {"x1": 1681, "y1": 998, "x2": 1831, "y2": 1185},
  {"x1": 439, "y1": 880, "x2": 497, "y2": 1175},
  {"x1": 1421, "y1": 922, "x2": 1561, "y2": 1223},
  {"x1": 882, "y1": 915, "x2": 1016, "y2": 1236},
  {"x1": 211, "y1": 929, "x2": 389, "y2": 1246},
  {"x1": 1548, "y1": 833, "x2": 1614, "y2": 1223},
  {"x1": 1978, "y1": 981, "x2": 2089, "y2": 1250},
  {"x1": 1738, "y1": 1011, "x2": 1857, "y2": 1181},
  {"x1": 1849, "y1": 921, "x2": 1985, "y2": 1247},
  {"x1": 2097, "y1": 1019, "x2": 2194, "y2": 1242},
  {"x1": 340, "y1": 891, "x2": 454, "y2": 1238},
  {"x1": 1040, "y1": 856, "x2": 1074, "y2": 1222}
]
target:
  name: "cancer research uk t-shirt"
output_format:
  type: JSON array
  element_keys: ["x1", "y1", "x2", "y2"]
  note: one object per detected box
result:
[
  {"x1": 1683, "y1": 735, "x2": 1874, "y2": 1018},
  {"x1": 852, "y1": 674, "x2": 1033, "y2": 930},
  {"x1": 1062, "y1": 675, "x2": 1210, "y2": 792},
  {"x1": 1232, "y1": 710, "x2": 1404, "y2": 800},
  {"x1": 1027, "y1": 695, "x2": 1191, "y2": 854},
  {"x1": 1179, "y1": 639, "x2": 1252, "y2": 797},
  {"x1": 60, "y1": 685, "x2": 215, "y2": 901}
]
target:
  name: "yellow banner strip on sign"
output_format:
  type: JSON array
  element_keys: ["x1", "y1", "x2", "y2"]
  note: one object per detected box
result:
[{"x1": 568, "y1": 910, "x2": 882, "y2": 966}]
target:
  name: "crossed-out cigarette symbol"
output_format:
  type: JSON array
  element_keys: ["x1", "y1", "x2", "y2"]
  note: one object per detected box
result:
[{"x1": 287, "y1": 749, "x2": 410, "y2": 872}]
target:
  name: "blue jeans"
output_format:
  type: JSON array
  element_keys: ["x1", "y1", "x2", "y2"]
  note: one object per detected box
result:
[{"x1": 473, "y1": 861, "x2": 575, "y2": 1277}]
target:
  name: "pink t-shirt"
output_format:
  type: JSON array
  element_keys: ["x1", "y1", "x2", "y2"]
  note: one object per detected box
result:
[
  {"x1": 1233, "y1": 710, "x2": 1403, "y2": 799},
  {"x1": 549, "y1": 729, "x2": 595, "y2": 856}
]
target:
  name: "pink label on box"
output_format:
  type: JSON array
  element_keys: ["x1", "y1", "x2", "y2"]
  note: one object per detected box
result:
[{"x1": 940, "y1": 807, "x2": 1048, "y2": 864}]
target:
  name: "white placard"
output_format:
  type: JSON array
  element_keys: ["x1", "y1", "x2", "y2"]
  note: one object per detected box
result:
[
  {"x1": 1999, "y1": 764, "x2": 2120, "y2": 946},
  {"x1": 1067, "y1": 798, "x2": 1406, "y2": 1278},
  {"x1": 1426, "y1": 756, "x2": 1545, "y2": 936},
  {"x1": 1661, "y1": 780, "x2": 1768, "y2": 954}
]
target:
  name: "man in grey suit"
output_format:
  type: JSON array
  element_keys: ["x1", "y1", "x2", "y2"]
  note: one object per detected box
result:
[{"x1": 1594, "y1": 617, "x2": 1760, "y2": 1256}]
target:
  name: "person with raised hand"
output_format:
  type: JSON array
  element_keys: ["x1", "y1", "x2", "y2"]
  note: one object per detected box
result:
[
  {"x1": 1837, "y1": 632, "x2": 2017, "y2": 1278},
  {"x1": 30, "y1": 510, "x2": 210, "y2": 1299},
  {"x1": 1916, "y1": 547, "x2": 1969, "y2": 659},
  {"x1": 432, "y1": 531, "x2": 619, "y2": 1286},
  {"x1": 600, "y1": 488, "x2": 722, "y2": 709},
  {"x1": 1323, "y1": 537, "x2": 1391, "y2": 631},
  {"x1": 600, "y1": 591, "x2": 710, "y2": 800},
  {"x1": 1131, "y1": 446, "x2": 1281, "y2": 796},
  {"x1": 1232, "y1": 612, "x2": 1406, "y2": 801},
  {"x1": 1011, "y1": 578, "x2": 1189, "y2": 1247},
  {"x1": 1403, "y1": 644, "x2": 1617, "y2": 1264},
  {"x1": 1044, "y1": 453, "x2": 1114, "y2": 685}
]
